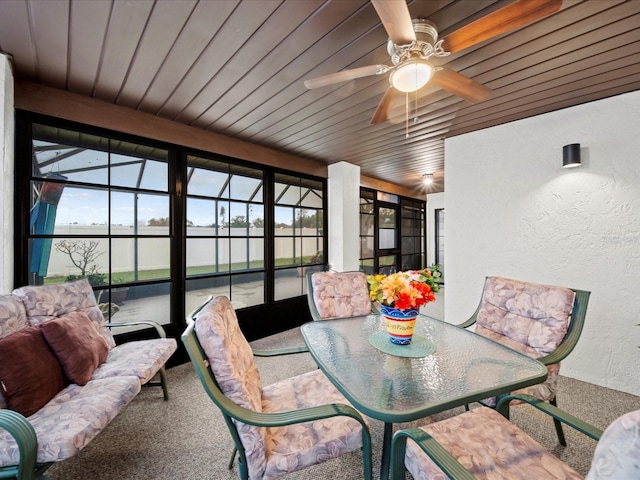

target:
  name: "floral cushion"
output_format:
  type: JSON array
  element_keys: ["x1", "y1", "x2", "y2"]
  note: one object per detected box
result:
[
  {"x1": 262, "y1": 369, "x2": 366, "y2": 480},
  {"x1": 194, "y1": 296, "x2": 267, "y2": 477},
  {"x1": 475, "y1": 276, "x2": 575, "y2": 405},
  {"x1": 0, "y1": 295, "x2": 30, "y2": 410},
  {"x1": 586, "y1": 409, "x2": 640, "y2": 479},
  {"x1": 311, "y1": 271, "x2": 372, "y2": 320},
  {"x1": 404, "y1": 407, "x2": 583, "y2": 480},
  {"x1": 0, "y1": 376, "x2": 141, "y2": 466},
  {"x1": 92, "y1": 338, "x2": 177, "y2": 385},
  {"x1": 13, "y1": 279, "x2": 116, "y2": 348}
]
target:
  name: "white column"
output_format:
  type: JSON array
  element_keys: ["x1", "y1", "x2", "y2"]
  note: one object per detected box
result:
[
  {"x1": 327, "y1": 161, "x2": 360, "y2": 272},
  {"x1": 0, "y1": 53, "x2": 14, "y2": 292}
]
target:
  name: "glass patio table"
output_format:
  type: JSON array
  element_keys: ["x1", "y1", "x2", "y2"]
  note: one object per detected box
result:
[{"x1": 301, "y1": 313, "x2": 548, "y2": 480}]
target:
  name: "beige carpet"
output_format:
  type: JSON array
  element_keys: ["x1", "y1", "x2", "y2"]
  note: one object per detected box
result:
[{"x1": 45, "y1": 351, "x2": 639, "y2": 480}]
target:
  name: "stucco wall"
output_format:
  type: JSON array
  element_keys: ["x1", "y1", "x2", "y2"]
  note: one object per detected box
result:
[
  {"x1": 445, "y1": 90, "x2": 640, "y2": 396},
  {"x1": 0, "y1": 54, "x2": 14, "y2": 293}
]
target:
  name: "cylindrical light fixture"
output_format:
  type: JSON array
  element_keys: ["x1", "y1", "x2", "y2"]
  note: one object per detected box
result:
[
  {"x1": 390, "y1": 60, "x2": 434, "y2": 93},
  {"x1": 562, "y1": 144, "x2": 581, "y2": 168}
]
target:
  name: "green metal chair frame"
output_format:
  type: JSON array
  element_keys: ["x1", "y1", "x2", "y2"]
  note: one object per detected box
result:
[
  {"x1": 390, "y1": 393, "x2": 603, "y2": 480},
  {"x1": 457, "y1": 279, "x2": 591, "y2": 445},
  {"x1": 181, "y1": 298, "x2": 373, "y2": 480},
  {"x1": 0, "y1": 409, "x2": 50, "y2": 480}
]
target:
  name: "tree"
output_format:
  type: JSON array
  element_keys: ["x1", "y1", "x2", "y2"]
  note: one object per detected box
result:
[
  {"x1": 54, "y1": 239, "x2": 107, "y2": 286},
  {"x1": 229, "y1": 215, "x2": 247, "y2": 228}
]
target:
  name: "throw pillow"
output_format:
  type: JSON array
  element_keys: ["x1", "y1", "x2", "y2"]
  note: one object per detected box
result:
[
  {"x1": 40, "y1": 311, "x2": 110, "y2": 386},
  {"x1": 0, "y1": 326, "x2": 66, "y2": 416}
]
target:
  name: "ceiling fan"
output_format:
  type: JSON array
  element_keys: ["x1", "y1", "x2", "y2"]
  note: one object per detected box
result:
[{"x1": 304, "y1": 0, "x2": 562, "y2": 125}]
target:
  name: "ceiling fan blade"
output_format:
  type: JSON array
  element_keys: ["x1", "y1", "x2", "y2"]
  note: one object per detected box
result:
[
  {"x1": 371, "y1": 86, "x2": 402, "y2": 124},
  {"x1": 371, "y1": 0, "x2": 416, "y2": 45},
  {"x1": 304, "y1": 65, "x2": 389, "y2": 89},
  {"x1": 441, "y1": 0, "x2": 562, "y2": 54},
  {"x1": 431, "y1": 67, "x2": 491, "y2": 103}
]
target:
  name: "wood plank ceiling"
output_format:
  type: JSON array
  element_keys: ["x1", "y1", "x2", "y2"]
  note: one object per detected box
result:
[{"x1": 1, "y1": 0, "x2": 639, "y2": 193}]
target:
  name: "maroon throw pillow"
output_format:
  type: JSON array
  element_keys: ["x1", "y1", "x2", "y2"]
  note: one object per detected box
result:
[
  {"x1": 0, "y1": 326, "x2": 66, "y2": 417},
  {"x1": 40, "y1": 311, "x2": 110, "y2": 386}
]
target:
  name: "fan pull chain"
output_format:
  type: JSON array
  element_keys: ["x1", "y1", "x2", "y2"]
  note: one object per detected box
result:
[
  {"x1": 414, "y1": 89, "x2": 419, "y2": 124},
  {"x1": 405, "y1": 92, "x2": 409, "y2": 139}
]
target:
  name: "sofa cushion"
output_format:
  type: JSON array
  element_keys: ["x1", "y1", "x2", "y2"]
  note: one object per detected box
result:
[
  {"x1": 92, "y1": 338, "x2": 177, "y2": 385},
  {"x1": 0, "y1": 376, "x2": 141, "y2": 467},
  {"x1": 41, "y1": 311, "x2": 110, "y2": 386},
  {"x1": 13, "y1": 278, "x2": 116, "y2": 348},
  {"x1": 0, "y1": 327, "x2": 66, "y2": 417},
  {"x1": 0, "y1": 294, "x2": 29, "y2": 340}
]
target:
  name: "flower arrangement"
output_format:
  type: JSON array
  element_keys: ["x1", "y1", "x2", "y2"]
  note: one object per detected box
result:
[{"x1": 367, "y1": 266, "x2": 441, "y2": 311}]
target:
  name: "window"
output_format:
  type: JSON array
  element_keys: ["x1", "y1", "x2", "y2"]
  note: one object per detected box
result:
[
  {"x1": 185, "y1": 157, "x2": 265, "y2": 314},
  {"x1": 274, "y1": 174, "x2": 325, "y2": 300},
  {"x1": 16, "y1": 114, "x2": 328, "y2": 340},
  {"x1": 27, "y1": 124, "x2": 172, "y2": 330}
]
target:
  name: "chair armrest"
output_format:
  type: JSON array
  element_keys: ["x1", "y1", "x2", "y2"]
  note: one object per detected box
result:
[
  {"x1": 496, "y1": 393, "x2": 603, "y2": 441},
  {"x1": 0, "y1": 410, "x2": 38, "y2": 480},
  {"x1": 251, "y1": 346, "x2": 309, "y2": 357},
  {"x1": 391, "y1": 427, "x2": 477, "y2": 480},
  {"x1": 105, "y1": 321, "x2": 167, "y2": 338}
]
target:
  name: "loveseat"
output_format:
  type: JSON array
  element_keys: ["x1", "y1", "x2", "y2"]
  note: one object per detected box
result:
[{"x1": 0, "y1": 279, "x2": 177, "y2": 479}]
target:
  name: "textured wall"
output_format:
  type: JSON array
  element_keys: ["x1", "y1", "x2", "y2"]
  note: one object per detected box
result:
[
  {"x1": 1, "y1": 54, "x2": 14, "y2": 293},
  {"x1": 445, "y1": 90, "x2": 640, "y2": 396}
]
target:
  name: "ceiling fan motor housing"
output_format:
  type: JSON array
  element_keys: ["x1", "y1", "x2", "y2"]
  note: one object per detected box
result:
[{"x1": 387, "y1": 19, "x2": 445, "y2": 65}]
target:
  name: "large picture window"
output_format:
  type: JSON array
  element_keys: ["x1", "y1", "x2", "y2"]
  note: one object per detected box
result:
[
  {"x1": 27, "y1": 124, "x2": 172, "y2": 331},
  {"x1": 16, "y1": 114, "x2": 327, "y2": 341}
]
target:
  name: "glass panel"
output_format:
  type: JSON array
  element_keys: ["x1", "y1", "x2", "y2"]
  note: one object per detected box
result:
[
  {"x1": 218, "y1": 201, "x2": 230, "y2": 236},
  {"x1": 109, "y1": 141, "x2": 168, "y2": 191},
  {"x1": 31, "y1": 183, "x2": 109, "y2": 234},
  {"x1": 401, "y1": 254, "x2": 421, "y2": 271},
  {"x1": 229, "y1": 201, "x2": 248, "y2": 236},
  {"x1": 185, "y1": 276, "x2": 231, "y2": 317},
  {"x1": 248, "y1": 238, "x2": 264, "y2": 268},
  {"x1": 300, "y1": 187, "x2": 323, "y2": 208},
  {"x1": 187, "y1": 166, "x2": 229, "y2": 198},
  {"x1": 377, "y1": 192, "x2": 398, "y2": 203},
  {"x1": 275, "y1": 183, "x2": 301, "y2": 205},
  {"x1": 275, "y1": 206, "x2": 294, "y2": 235},
  {"x1": 360, "y1": 237, "x2": 374, "y2": 259},
  {"x1": 231, "y1": 272, "x2": 265, "y2": 308},
  {"x1": 295, "y1": 208, "x2": 320, "y2": 235},
  {"x1": 34, "y1": 237, "x2": 110, "y2": 286},
  {"x1": 139, "y1": 159, "x2": 169, "y2": 191},
  {"x1": 186, "y1": 238, "x2": 218, "y2": 276},
  {"x1": 359, "y1": 259, "x2": 375, "y2": 275},
  {"x1": 302, "y1": 239, "x2": 322, "y2": 264},
  {"x1": 274, "y1": 237, "x2": 295, "y2": 267},
  {"x1": 379, "y1": 255, "x2": 396, "y2": 274},
  {"x1": 274, "y1": 268, "x2": 302, "y2": 301},
  {"x1": 101, "y1": 283, "x2": 171, "y2": 329},
  {"x1": 230, "y1": 174, "x2": 262, "y2": 201},
  {"x1": 360, "y1": 212, "x2": 374, "y2": 236},
  {"x1": 230, "y1": 238, "x2": 248, "y2": 271},
  {"x1": 187, "y1": 198, "x2": 216, "y2": 232},
  {"x1": 111, "y1": 238, "x2": 171, "y2": 282},
  {"x1": 379, "y1": 207, "x2": 396, "y2": 249},
  {"x1": 110, "y1": 192, "x2": 169, "y2": 234},
  {"x1": 248, "y1": 204, "x2": 264, "y2": 232},
  {"x1": 32, "y1": 126, "x2": 109, "y2": 184}
]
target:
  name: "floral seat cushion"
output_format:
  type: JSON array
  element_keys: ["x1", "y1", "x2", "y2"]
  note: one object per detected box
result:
[
  {"x1": 311, "y1": 271, "x2": 372, "y2": 319},
  {"x1": 404, "y1": 407, "x2": 583, "y2": 480},
  {"x1": 262, "y1": 369, "x2": 365, "y2": 480},
  {"x1": 475, "y1": 276, "x2": 575, "y2": 405},
  {"x1": 195, "y1": 296, "x2": 366, "y2": 480},
  {"x1": 92, "y1": 338, "x2": 177, "y2": 385},
  {"x1": 0, "y1": 376, "x2": 140, "y2": 466}
]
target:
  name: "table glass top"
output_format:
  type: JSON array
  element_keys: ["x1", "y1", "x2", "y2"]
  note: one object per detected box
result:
[{"x1": 301, "y1": 314, "x2": 548, "y2": 422}]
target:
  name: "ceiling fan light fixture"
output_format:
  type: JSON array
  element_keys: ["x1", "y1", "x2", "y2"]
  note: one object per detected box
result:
[
  {"x1": 422, "y1": 173, "x2": 434, "y2": 185},
  {"x1": 390, "y1": 60, "x2": 433, "y2": 92}
]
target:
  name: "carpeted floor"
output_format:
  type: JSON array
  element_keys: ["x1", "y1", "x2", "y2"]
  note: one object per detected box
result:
[{"x1": 46, "y1": 351, "x2": 639, "y2": 480}]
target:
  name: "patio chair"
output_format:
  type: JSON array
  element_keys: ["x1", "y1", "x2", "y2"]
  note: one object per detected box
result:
[
  {"x1": 306, "y1": 270, "x2": 373, "y2": 321},
  {"x1": 457, "y1": 276, "x2": 590, "y2": 445},
  {"x1": 181, "y1": 296, "x2": 373, "y2": 480},
  {"x1": 391, "y1": 394, "x2": 640, "y2": 480},
  {"x1": 251, "y1": 270, "x2": 373, "y2": 357}
]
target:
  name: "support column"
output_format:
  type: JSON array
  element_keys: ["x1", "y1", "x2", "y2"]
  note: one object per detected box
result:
[
  {"x1": 328, "y1": 161, "x2": 360, "y2": 272},
  {"x1": 0, "y1": 53, "x2": 15, "y2": 292}
]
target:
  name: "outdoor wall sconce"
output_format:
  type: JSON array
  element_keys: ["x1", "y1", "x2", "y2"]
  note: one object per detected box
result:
[{"x1": 563, "y1": 143, "x2": 581, "y2": 168}]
